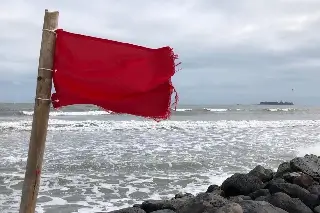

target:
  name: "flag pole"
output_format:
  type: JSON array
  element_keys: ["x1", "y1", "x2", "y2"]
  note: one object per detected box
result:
[{"x1": 19, "y1": 9, "x2": 59, "y2": 213}]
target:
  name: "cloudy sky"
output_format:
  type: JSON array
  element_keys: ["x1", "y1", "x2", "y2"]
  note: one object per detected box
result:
[{"x1": 1, "y1": 0, "x2": 320, "y2": 105}]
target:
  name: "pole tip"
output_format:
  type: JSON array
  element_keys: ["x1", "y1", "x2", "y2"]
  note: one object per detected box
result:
[{"x1": 44, "y1": 9, "x2": 59, "y2": 16}]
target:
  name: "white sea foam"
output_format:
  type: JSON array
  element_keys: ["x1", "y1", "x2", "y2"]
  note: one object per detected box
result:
[
  {"x1": 17, "y1": 107, "x2": 302, "y2": 118},
  {"x1": 297, "y1": 142, "x2": 320, "y2": 157},
  {"x1": 0, "y1": 119, "x2": 319, "y2": 132},
  {"x1": 174, "y1": 108, "x2": 192, "y2": 112},
  {"x1": 203, "y1": 108, "x2": 229, "y2": 112},
  {"x1": 2, "y1": 156, "x2": 27, "y2": 164},
  {"x1": 1, "y1": 118, "x2": 320, "y2": 212},
  {"x1": 21, "y1": 110, "x2": 111, "y2": 116},
  {"x1": 265, "y1": 108, "x2": 296, "y2": 112}
]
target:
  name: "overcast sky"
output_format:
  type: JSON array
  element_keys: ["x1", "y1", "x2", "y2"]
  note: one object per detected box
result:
[{"x1": 1, "y1": 0, "x2": 320, "y2": 105}]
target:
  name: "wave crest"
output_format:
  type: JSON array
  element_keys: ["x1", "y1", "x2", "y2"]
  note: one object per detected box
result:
[{"x1": 20, "y1": 110, "x2": 111, "y2": 116}]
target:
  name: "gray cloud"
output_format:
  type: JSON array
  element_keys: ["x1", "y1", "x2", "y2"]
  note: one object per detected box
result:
[{"x1": 1, "y1": 0, "x2": 320, "y2": 104}]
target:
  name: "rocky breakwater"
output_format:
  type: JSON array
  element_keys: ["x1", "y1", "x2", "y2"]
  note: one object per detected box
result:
[{"x1": 109, "y1": 154, "x2": 320, "y2": 213}]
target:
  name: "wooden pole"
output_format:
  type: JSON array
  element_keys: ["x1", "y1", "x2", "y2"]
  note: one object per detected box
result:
[{"x1": 19, "y1": 9, "x2": 59, "y2": 213}]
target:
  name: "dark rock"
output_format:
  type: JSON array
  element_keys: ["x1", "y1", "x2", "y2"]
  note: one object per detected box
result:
[
  {"x1": 206, "y1": 184, "x2": 220, "y2": 193},
  {"x1": 229, "y1": 196, "x2": 243, "y2": 203},
  {"x1": 109, "y1": 155, "x2": 320, "y2": 213},
  {"x1": 264, "y1": 178, "x2": 286, "y2": 189},
  {"x1": 282, "y1": 172, "x2": 302, "y2": 183},
  {"x1": 177, "y1": 201, "x2": 212, "y2": 213},
  {"x1": 174, "y1": 193, "x2": 194, "y2": 200},
  {"x1": 308, "y1": 184, "x2": 320, "y2": 195},
  {"x1": 269, "y1": 178, "x2": 287, "y2": 184},
  {"x1": 177, "y1": 194, "x2": 229, "y2": 213},
  {"x1": 314, "y1": 205, "x2": 320, "y2": 213},
  {"x1": 268, "y1": 182, "x2": 320, "y2": 208},
  {"x1": 249, "y1": 189, "x2": 270, "y2": 200},
  {"x1": 214, "y1": 190, "x2": 225, "y2": 197},
  {"x1": 229, "y1": 195, "x2": 252, "y2": 203},
  {"x1": 293, "y1": 174, "x2": 315, "y2": 189},
  {"x1": 282, "y1": 172, "x2": 315, "y2": 188},
  {"x1": 264, "y1": 192, "x2": 313, "y2": 213},
  {"x1": 215, "y1": 203, "x2": 243, "y2": 213},
  {"x1": 238, "y1": 200, "x2": 288, "y2": 213},
  {"x1": 141, "y1": 193, "x2": 228, "y2": 213},
  {"x1": 108, "y1": 207, "x2": 146, "y2": 213},
  {"x1": 221, "y1": 174, "x2": 264, "y2": 197},
  {"x1": 275, "y1": 162, "x2": 291, "y2": 178},
  {"x1": 242, "y1": 196, "x2": 252, "y2": 200},
  {"x1": 248, "y1": 165, "x2": 274, "y2": 182},
  {"x1": 168, "y1": 198, "x2": 190, "y2": 210},
  {"x1": 194, "y1": 193, "x2": 228, "y2": 206},
  {"x1": 152, "y1": 210, "x2": 176, "y2": 213},
  {"x1": 290, "y1": 154, "x2": 320, "y2": 181},
  {"x1": 140, "y1": 200, "x2": 175, "y2": 213},
  {"x1": 205, "y1": 187, "x2": 225, "y2": 196},
  {"x1": 255, "y1": 196, "x2": 268, "y2": 201}
]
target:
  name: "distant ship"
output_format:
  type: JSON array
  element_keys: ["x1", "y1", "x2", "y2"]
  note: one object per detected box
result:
[{"x1": 259, "y1": 101, "x2": 294, "y2": 105}]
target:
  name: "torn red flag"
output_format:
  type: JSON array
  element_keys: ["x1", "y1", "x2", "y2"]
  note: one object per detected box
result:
[{"x1": 51, "y1": 29, "x2": 179, "y2": 120}]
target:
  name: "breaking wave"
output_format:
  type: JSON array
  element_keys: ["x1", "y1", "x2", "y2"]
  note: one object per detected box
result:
[
  {"x1": 20, "y1": 110, "x2": 111, "y2": 116},
  {"x1": 15, "y1": 107, "x2": 301, "y2": 117},
  {"x1": 1, "y1": 119, "x2": 319, "y2": 132},
  {"x1": 264, "y1": 108, "x2": 297, "y2": 112}
]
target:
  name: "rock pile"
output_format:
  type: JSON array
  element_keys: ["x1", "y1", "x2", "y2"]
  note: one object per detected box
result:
[{"x1": 109, "y1": 154, "x2": 320, "y2": 213}]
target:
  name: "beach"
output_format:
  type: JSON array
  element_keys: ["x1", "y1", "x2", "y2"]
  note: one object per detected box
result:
[{"x1": 1, "y1": 103, "x2": 320, "y2": 212}]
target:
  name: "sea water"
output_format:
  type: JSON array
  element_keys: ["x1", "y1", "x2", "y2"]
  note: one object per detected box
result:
[{"x1": 1, "y1": 103, "x2": 320, "y2": 212}]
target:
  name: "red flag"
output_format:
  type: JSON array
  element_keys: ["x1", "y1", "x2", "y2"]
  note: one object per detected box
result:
[{"x1": 51, "y1": 29, "x2": 179, "y2": 120}]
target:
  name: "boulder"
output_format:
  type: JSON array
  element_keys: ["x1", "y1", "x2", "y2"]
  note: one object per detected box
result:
[
  {"x1": 229, "y1": 195, "x2": 252, "y2": 202},
  {"x1": 292, "y1": 174, "x2": 315, "y2": 189},
  {"x1": 264, "y1": 192, "x2": 313, "y2": 213},
  {"x1": 268, "y1": 178, "x2": 287, "y2": 185},
  {"x1": 248, "y1": 165, "x2": 274, "y2": 182},
  {"x1": 308, "y1": 184, "x2": 320, "y2": 195},
  {"x1": 140, "y1": 200, "x2": 176, "y2": 213},
  {"x1": 140, "y1": 194, "x2": 195, "y2": 212},
  {"x1": 264, "y1": 178, "x2": 286, "y2": 189},
  {"x1": 290, "y1": 154, "x2": 320, "y2": 181},
  {"x1": 211, "y1": 190, "x2": 225, "y2": 197},
  {"x1": 249, "y1": 189, "x2": 270, "y2": 200},
  {"x1": 177, "y1": 194, "x2": 229, "y2": 213},
  {"x1": 282, "y1": 172, "x2": 302, "y2": 183},
  {"x1": 108, "y1": 207, "x2": 146, "y2": 213},
  {"x1": 174, "y1": 193, "x2": 194, "y2": 200},
  {"x1": 221, "y1": 174, "x2": 264, "y2": 197},
  {"x1": 275, "y1": 162, "x2": 291, "y2": 178},
  {"x1": 282, "y1": 172, "x2": 315, "y2": 188},
  {"x1": 205, "y1": 184, "x2": 225, "y2": 196},
  {"x1": 215, "y1": 203, "x2": 243, "y2": 213},
  {"x1": 206, "y1": 184, "x2": 220, "y2": 193},
  {"x1": 194, "y1": 193, "x2": 229, "y2": 207},
  {"x1": 314, "y1": 205, "x2": 320, "y2": 213},
  {"x1": 168, "y1": 198, "x2": 191, "y2": 211},
  {"x1": 108, "y1": 155, "x2": 320, "y2": 213},
  {"x1": 177, "y1": 201, "x2": 212, "y2": 213},
  {"x1": 152, "y1": 210, "x2": 176, "y2": 213},
  {"x1": 238, "y1": 200, "x2": 288, "y2": 213},
  {"x1": 255, "y1": 196, "x2": 268, "y2": 201},
  {"x1": 268, "y1": 182, "x2": 320, "y2": 208}
]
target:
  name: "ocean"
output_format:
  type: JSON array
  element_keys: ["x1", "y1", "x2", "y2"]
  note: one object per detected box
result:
[{"x1": 1, "y1": 103, "x2": 320, "y2": 213}]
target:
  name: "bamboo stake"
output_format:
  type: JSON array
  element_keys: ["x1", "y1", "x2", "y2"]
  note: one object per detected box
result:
[{"x1": 19, "y1": 9, "x2": 59, "y2": 213}]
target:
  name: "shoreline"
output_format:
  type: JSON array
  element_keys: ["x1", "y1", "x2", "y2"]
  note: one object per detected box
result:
[{"x1": 109, "y1": 154, "x2": 320, "y2": 213}]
